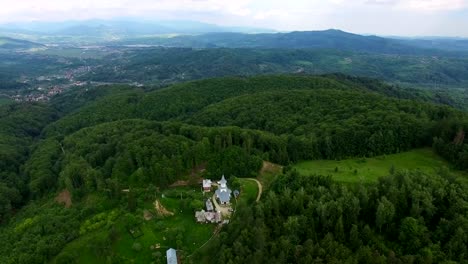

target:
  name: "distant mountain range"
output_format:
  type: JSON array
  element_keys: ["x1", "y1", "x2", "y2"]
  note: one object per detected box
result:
[
  {"x1": 0, "y1": 36, "x2": 44, "y2": 50},
  {"x1": 2, "y1": 21, "x2": 468, "y2": 54},
  {"x1": 114, "y1": 30, "x2": 468, "y2": 54},
  {"x1": 0, "y1": 19, "x2": 275, "y2": 37}
]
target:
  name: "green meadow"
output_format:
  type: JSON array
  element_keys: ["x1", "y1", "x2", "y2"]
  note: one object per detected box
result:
[
  {"x1": 293, "y1": 148, "x2": 467, "y2": 184},
  {"x1": 52, "y1": 180, "x2": 261, "y2": 264},
  {"x1": 52, "y1": 187, "x2": 215, "y2": 263}
]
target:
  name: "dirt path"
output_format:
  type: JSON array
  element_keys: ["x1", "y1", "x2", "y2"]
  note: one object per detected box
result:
[
  {"x1": 247, "y1": 178, "x2": 263, "y2": 202},
  {"x1": 212, "y1": 193, "x2": 231, "y2": 216},
  {"x1": 154, "y1": 200, "x2": 174, "y2": 217}
]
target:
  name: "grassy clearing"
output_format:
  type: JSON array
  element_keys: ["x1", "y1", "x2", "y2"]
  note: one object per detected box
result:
[
  {"x1": 52, "y1": 187, "x2": 215, "y2": 263},
  {"x1": 237, "y1": 179, "x2": 258, "y2": 204},
  {"x1": 293, "y1": 148, "x2": 468, "y2": 184}
]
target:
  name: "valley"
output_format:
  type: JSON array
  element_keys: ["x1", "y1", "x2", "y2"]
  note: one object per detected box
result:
[{"x1": 0, "y1": 19, "x2": 468, "y2": 264}]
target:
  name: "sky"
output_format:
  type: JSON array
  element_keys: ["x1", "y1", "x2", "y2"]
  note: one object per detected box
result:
[{"x1": 0, "y1": 0, "x2": 467, "y2": 37}]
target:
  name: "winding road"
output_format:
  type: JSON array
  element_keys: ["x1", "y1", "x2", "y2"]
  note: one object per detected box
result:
[{"x1": 247, "y1": 178, "x2": 263, "y2": 202}]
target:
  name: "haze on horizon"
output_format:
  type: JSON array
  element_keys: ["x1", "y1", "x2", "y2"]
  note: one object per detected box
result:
[{"x1": 0, "y1": 0, "x2": 467, "y2": 37}]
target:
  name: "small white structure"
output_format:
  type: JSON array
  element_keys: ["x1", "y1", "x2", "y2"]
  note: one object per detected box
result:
[
  {"x1": 166, "y1": 248, "x2": 178, "y2": 264},
  {"x1": 202, "y1": 179, "x2": 212, "y2": 192},
  {"x1": 195, "y1": 210, "x2": 206, "y2": 223},
  {"x1": 206, "y1": 199, "x2": 214, "y2": 211}
]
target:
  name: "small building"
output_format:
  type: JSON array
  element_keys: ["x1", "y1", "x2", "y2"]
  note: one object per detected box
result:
[
  {"x1": 233, "y1": 190, "x2": 240, "y2": 198},
  {"x1": 215, "y1": 175, "x2": 232, "y2": 205},
  {"x1": 195, "y1": 210, "x2": 222, "y2": 223},
  {"x1": 202, "y1": 179, "x2": 212, "y2": 192},
  {"x1": 205, "y1": 211, "x2": 215, "y2": 222},
  {"x1": 195, "y1": 210, "x2": 206, "y2": 223},
  {"x1": 166, "y1": 248, "x2": 179, "y2": 264},
  {"x1": 206, "y1": 199, "x2": 214, "y2": 211}
]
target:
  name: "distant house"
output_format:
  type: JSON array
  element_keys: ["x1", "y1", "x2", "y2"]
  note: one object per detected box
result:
[
  {"x1": 166, "y1": 248, "x2": 179, "y2": 264},
  {"x1": 202, "y1": 179, "x2": 212, "y2": 192},
  {"x1": 215, "y1": 175, "x2": 232, "y2": 205},
  {"x1": 206, "y1": 199, "x2": 214, "y2": 211}
]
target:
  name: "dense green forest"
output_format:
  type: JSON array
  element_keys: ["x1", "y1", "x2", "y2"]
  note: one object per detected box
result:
[
  {"x1": 199, "y1": 169, "x2": 468, "y2": 263},
  {"x1": 45, "y1": 75, "x2": 464, "y2": 137},
  {"x1": 0, "y1": 103, "x2": 56, "y2": 222},
  {"x1": 0, "y1": 74, "x2": 467, "y2": 263}
]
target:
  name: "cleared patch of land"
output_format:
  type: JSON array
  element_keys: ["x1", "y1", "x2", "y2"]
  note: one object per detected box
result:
[
  {"x1": 258, "y1": 161, "x2": 282, "y2": 190},
  {"x1": 55, "y1": 189, "x2": 72, "y2": 208},
  {"x1": 53, "y1": 187, "x2": 215, "y2": 263},
  {"x1": 293, "y1": 148, "x2": 467, "y2": 184},
  {"x1": 237, "y1": 179, "x2": 259, "y2": 204}
]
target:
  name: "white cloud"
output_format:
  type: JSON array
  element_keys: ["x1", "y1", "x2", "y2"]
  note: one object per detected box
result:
[
  {"x1": 0, "y1": 0, "x2": 254, "y2": 21},
  {"x1": 398, "y1": 0, "x2": 468, "y2": 12},
  {"x1": 0, "y1": 0, "x2": 467, "y2": 36}
]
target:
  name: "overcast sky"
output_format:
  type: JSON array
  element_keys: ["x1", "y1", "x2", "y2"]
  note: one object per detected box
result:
[{"x1": 0, "y1": 0, "x2": 467, "y2": 36}]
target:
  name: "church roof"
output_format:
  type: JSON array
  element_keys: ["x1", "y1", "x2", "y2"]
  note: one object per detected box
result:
[
  {"x1": 216, "y1": 188, "x2": 232, "y2": 203},
  {"x1": 219, "y1": 175, "x2": 227, "y2": 185}
]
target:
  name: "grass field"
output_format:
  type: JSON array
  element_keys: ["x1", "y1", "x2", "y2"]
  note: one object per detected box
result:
[
  {"x1": 238, "y1": 179, "x2": 259, "y2": 204},
  {"x1": 294, "y1": 148, "x2": 467, "y2": 184},
  {"x1": 52, "y1": 187, "x2": 215, "y2": 263}
]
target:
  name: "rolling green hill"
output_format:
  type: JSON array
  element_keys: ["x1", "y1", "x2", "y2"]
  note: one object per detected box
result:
[
  {"x1": 0, "y1": 74, "x2": 467, "y2": 263},
  {"x1": 79, "y1": 47, "x2": 468, "y2": 90}
]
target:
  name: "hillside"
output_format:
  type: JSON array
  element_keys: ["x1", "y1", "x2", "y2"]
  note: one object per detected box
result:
[
  {"x1": 113, "y1": 30, "x2": 461, "y2": 55},
  {"x1": 79, "y1": 48, "x2": 468, "y2": 89},
  {"x1": 0, "y1": 37, "x2": 44, "y2": 50},
  {"x1": 46, "y1": 75, "x2": 453, "y2": 137},
  {"x1": 0, "y1": 75, "x2": 467, "y2": 263}
]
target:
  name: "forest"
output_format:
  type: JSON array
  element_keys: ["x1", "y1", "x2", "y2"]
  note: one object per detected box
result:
[
  {"x1": 0, "y1": 74, "x2": 467, "y2": 263},
  {"x1": 198, "y1": 169, "x2": 468, "y2": 263}
]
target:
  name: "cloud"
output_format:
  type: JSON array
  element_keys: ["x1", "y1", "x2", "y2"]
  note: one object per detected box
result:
[
  {"x1": 365, "y1": 0, "x2": 398, "y2": 5},
  {"x1": 0, "y1": 0, "x2": 254, "y2": 21},
  {"x1": 399, "y1": 0, "x2": 468, "y2": 12},
  {"x1": 0, "y1": 0, "x2": 467, "y2": 36}
]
